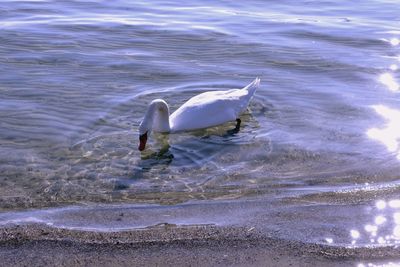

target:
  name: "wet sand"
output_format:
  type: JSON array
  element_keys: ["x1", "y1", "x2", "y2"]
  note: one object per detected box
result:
[
  {"x1": 1, "y1": 201, "x2": 400, "y2": 266},
  {"x1": 0, "y1": 223, "x2": 398, "y2": 267}
]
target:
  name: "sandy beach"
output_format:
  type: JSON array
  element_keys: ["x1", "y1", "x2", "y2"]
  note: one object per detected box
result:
[{"x1": 1, "y1": 222, "x2": 399, "y2": 267}]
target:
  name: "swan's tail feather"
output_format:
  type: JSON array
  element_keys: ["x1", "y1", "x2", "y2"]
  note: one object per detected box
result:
[{"x1": 243, "y1": 77, "x2": 260, "y2": 100}]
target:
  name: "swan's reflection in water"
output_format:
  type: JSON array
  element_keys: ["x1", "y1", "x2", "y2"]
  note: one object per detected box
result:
[
  {"x1": 367, "y1": 105, "x2": 400, "y2": 160},
  {"x1": 139, "y1": 133, "x2": 172, "y2": 161},
  {"x1": 132, "y1": 133, "x2": 173, "y2": 179},
  {"x1": 137, "y1": 122, "x2": 252, "y2": 170}
]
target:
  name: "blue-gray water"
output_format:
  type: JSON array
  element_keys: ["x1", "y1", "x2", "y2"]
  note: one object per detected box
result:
[{"x1": 1, "y1": 0, "x2": 400, "y2": 258}]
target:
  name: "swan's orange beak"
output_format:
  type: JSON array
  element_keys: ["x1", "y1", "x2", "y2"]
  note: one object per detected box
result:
[{"x1": 138, "y1": 132, "x2": 148, "y2": 151}]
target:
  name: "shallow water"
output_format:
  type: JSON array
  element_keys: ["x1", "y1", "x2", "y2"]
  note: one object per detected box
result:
[{"x1": 1, "y1": 0, "x2": 400, "y2": 254}]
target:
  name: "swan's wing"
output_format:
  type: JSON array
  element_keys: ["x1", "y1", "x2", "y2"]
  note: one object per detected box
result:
[
  {"x1": 169, "y1": 90, "x2": 246, "y2": 132},
  {"x1": 169, "y1": 78, "x2": 260, "y2": 132}
]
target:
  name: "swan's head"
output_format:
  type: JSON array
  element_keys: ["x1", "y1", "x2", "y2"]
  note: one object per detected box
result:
[
  {"x1": 138, "y1": 99, "x2": 170, "y2": 151},
  {"x1": 138, "y1": 118, "x2": 150, "y2": 151}
]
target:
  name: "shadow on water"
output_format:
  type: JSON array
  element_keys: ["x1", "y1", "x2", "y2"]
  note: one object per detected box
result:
[
  {"x1": 132, "y1": 141, "x2": 174, "y2": 180},
  {"x1": 129, "y1": 119, "x2": 255, "y2": 180}
]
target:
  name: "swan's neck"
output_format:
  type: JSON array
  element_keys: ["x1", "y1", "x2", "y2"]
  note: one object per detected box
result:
[{"x1": 139, "y1": 99, "x2": 171, "y2": 134}]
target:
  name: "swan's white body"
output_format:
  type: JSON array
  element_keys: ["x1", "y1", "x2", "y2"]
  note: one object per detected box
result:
[{"x1": 138, "y1": 78, "x2": 260, "y2": 150}]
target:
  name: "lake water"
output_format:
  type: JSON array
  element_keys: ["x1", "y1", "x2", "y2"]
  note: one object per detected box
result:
[{"x1": 1, "y1": 0, "x2": 400, "y2": 260}]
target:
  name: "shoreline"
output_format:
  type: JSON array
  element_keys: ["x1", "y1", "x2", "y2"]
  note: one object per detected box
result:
[
  {"x1": 1, "y1": 200, "x2": 400, "y2": 266},
  {"x1": 0, "y1": 223, "x2": 399, "y2": 267}
]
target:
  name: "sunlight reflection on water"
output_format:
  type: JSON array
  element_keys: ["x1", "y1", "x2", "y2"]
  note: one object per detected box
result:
[
  {"x1": 390, "y1": 38, "x2": 400, "y2": 46},
  {"x1": 379, "y1": 73, "x2": 399, "y2": 92},
  {"x1": 350, "y1": 199, "x2": 400, "y2": 247},
  {"x1": 358, "y1": 262, "x2": 400, "y2": 267},
  {"x1": 356, "y1": 200, "x2": 400, "y2": 267},
  {"x1": 367, "y1": 105, "x2": 400, "y2": 160}
]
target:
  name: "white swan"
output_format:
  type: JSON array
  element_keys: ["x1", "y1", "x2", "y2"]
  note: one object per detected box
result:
[{"x1": 138, "y1": 77, "x2": 260, "y2": 151}]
